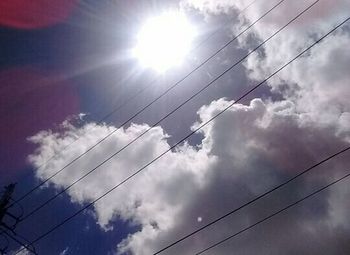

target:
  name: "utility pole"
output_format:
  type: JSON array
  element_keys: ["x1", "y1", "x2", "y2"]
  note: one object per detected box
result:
[
  {"x1": 0, "y1": 184, "x2": 37, "y2": 254},
  {"x1": 0, "y1": 184, "x2": 16, "y2": 224},
  {"x1": 0, "y1": 184, "x2": 16, "y2": 255}
]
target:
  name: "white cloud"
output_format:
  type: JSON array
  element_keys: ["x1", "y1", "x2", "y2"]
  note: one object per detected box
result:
[
  {"x1": 26, "y1": 0, "x2": 350, "y2": 253},
  {"x1": 59, "y1": 247, "x2": 69, "y2": 255},
  {"x1": 28, "y1": 121, "x2": 213, "y2": 231},
  {"x1": 10, "y1": 247, "x2": 30, "y2": 255},
  {"x1": 181, "y1": 0, "x2": 243, "y2": 15},
  {"x1": 28, "y1": 98, "x2": 350, "y2": 254},
  {"x1": 183, "y1": 0, "x2": 350, "y2": 133}
]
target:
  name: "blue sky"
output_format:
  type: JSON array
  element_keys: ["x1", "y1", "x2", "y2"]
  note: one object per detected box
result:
[{"x1": 1, "y1": 0, "x2": 350, "y2": 254}]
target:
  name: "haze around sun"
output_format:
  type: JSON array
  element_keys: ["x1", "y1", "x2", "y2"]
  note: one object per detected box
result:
[{"x1": 134, "y1": 11, "x2": 196, "y2": 72}]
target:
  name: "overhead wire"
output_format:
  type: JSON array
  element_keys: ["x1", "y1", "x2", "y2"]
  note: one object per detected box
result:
[
  {"x1": 8, "y1": 0, "x2": 261, "y2": 209},
  {"x1": 153, "y1": 146, "x2": 350, "y2": 254},
  {"x1": 0, "y1": 229, "x2": 36, "y2": 255},
  {"x1": 0, "y1": 231, "x2": 9, "y2": 255},
  {"x1": 15, "y1": 2, "x2": 344, "y2": 253},
  {"x1": 194, "y1": 170, "x2": 350, "y2": 255},
  {"x1": 18, "y1": 0, "x2": 290, "y2": 222}
]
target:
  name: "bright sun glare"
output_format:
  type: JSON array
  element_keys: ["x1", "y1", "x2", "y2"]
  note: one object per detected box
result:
[{"x1": 134, "y1": 11, "x2": 195, "y2": 72}]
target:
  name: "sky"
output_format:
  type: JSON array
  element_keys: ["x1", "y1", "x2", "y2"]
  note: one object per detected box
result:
[{"x1": 0, "y1": 0, "x2": 350, "y2": 254}]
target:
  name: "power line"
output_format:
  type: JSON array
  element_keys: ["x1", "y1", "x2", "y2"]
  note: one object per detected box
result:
[
  {"x1": 192, "y1": 0, "x2": 260, "y2": 50},
  {"x1": 19, "y1": 0, "x2": 291, "y2": 221},
  {"x1": 15, "y1": 4, "x2": 343, "y2": 254},
  {"x1": 8, "y1": 0, "x2": 262, "y2": 209},
  {"x1": 19, "y1": 0, "x2": 304, "y2": 222},
  {"x1": 153, "y1": 146, "x2": 350, "y2": 255},
  {"x1": 153, "y1": 146, "x2": 350, "y2": 254},
  {"x1": 0, "y1": 230, "x2": 37, "y2": 255},
  {"x1": 194, "y1": 170, "x2": 350, "y2": 255},
  {"x1": 0, "y1": 232, "x2": 9, "y2": 255},
  {"x1": 0, "y1": 185, "x2": 34, "y2": 254}
]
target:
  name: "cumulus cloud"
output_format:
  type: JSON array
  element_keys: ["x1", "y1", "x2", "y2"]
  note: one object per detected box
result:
[
  {"x1": 184, "y1": 0, "x2": 350, "y2": 132},
  {"x1": 26, "y1": 0, "x2": 350, "y2": 254},
  {"x1": 28, "y1": 97, "x2": 350, "y2": 254}
]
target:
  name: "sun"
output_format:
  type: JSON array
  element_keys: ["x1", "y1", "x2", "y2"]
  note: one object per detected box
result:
[{"x1": 134, "y1": 11, "x2": 195, "y2": 72}]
